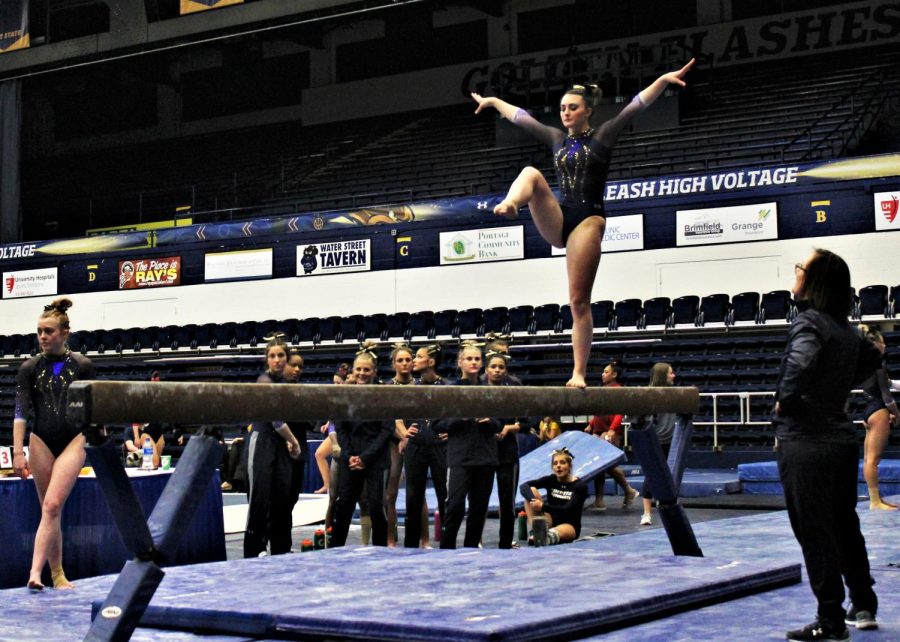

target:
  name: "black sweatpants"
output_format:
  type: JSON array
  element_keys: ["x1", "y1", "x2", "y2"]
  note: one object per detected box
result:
[
  {"x1": 331, "y1": 460, "x2": 388, "y2": 547},
  {"x1": 777, "y1": 439, "x2": 877, "y2": 626},
  {"x1": 496, "y1": 461, "x2": 519, "y2": 549},
  {"x1": 244, "y1": 431, "x2": 294, "y2": 558},
  {"x1": 403, "y1": 442, "x2": 447, "y2": 548},
  {"x1": 440, "y1": 465, "x2": 494, "y2": 549}
]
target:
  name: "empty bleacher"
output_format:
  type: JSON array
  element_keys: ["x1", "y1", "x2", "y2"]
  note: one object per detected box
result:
[
  {"x1": 3, "y1": 285, "x2": 898, "y2": 453},
  {"x1": 22, "y1": 46, "x2": 900, "y2": 233}
]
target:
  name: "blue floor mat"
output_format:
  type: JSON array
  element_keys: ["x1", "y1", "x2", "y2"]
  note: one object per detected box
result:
[
  {"x1": 738, "y1": 459, "x2": 900, "y2": 495},
  {"x1": 108, "y1": 546, "x2": 798, "y2": 641}
]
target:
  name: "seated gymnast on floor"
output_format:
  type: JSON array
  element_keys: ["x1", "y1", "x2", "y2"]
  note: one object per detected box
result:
[{"x1": 519, "y1": 447, "x2": 588, "y2": 545}]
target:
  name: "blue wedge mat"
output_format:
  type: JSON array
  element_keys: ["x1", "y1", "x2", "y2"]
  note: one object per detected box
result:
[
  {"x1": 738, "y1": 460, "x2": 900, "y2": 495},
  {"x1": 103, "y1": 547, "x2": 799, "y2": 641}
]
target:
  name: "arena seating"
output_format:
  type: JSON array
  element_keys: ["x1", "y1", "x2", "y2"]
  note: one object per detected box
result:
[
  {"x1": 22, "y1": 47, "x2": 900, "y2": 228},
  {"x1": 3, "y1": 289, "x2": 897, "y2": 452}
]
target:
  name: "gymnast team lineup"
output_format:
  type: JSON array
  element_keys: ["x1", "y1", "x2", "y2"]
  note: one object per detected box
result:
[{"x1": 9, "y1": 56, "x2": 898, "y2": 642}]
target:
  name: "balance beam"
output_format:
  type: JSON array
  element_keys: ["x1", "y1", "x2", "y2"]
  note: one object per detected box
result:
[{"x1": 67, "y1": 381, "x2": 698, "y2": 424}]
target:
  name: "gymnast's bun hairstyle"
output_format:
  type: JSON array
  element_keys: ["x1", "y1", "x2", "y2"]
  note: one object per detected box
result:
[
  {"x1": 485, "y1": 349, "x2": 510, "y2": 364},
  {"x1": 41, "y1": 297, "x2": 73, "y2": 330},
  {"x1": 390, "y1": 342, "x2": 413, "y2": 362},
  {"x1": 355, "y1": 340, "x2": 378, "y2": 366},
  {"x1": 564, "y1": 83, "x2": 602, "y2": 108},
  {"x1": 859, "y1": 323, "x2": 884, "y2": 344},
  {"x1": 421, "y1": 344, "x2": 443, "y2": 367}
]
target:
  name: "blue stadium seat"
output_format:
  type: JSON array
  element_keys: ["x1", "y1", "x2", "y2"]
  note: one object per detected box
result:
[
  {"x1": 195, "y1": 324, "x2": 215, "y2": 349},
  {"x1": 408, "y1": 311, "x2": 435, "y2": 340},
  {"x1": 234, "y1": 322, "x2": 253, "y2": 346},
  {"x1": 296, "y1": 318, "x2": 320, "y2": 344},
  {"x1": 340, "y1": 315, "x2": 365, "y2": 344},
  {"x1": 858, "y1": 285, "x2": 890, "y2": 318},
  {"x1": 362, "y1": 313, "x2": 387, "y2": 341},
  {"x1": 643, "y1": 297, "x2": 672, "y2": 328},
  {"x1": 158, "y1": 325, "x2": 179, "y2": 350},
  {"x1": 591, "y1": 300, "x2": 614, "y2": 331},
  {"x1": 532, "y1": 303, "x2": 559, "y2": 333},
  {"x1": 432, "y1": 310, "x2": 459, "y2": 339},
  {"x1": 65, "y1": 330, "x2": 85, "y2": 353},
  {"x1": 671, "y1": 295, "x2": 700, "y2": 327},
  {"x1": 120, "y1": 327, "x2": 142, "y2": 352},
  {"x1": 699, "y1": 294, "x2": 731, "y2": 326},
  {"x1": 319, "y1": 316, "x2": 341, "y2": 343},
  {"x1": 558, "y1": 304, "x2": 573, "y2": 332},
  {"x1": 456, "y1": 308, "x2": 483, "y2": 337},
  {"x1": 508, "y1": 305, "x2": 534, "y2": 334},
  {"x1": 134, "y1": 326, "x2": 157, "y2": 351},
  {"x1": 612, "y1": 299, "x2": 642, "y2": 330},
  {"x1": 730, "y1": 292, "x2": 760, "y2": 324},
  {"x1": 255, "y1": 320, "x2": 279, "y2": 343},
  {"x1": 481, "y1": 306, "x2": 509, "y2": 336},
  {"x1": 760, "y1": 290, "x2": 795, "y2": 323},
  {"x1": 384, "y1": 312, "x2": 410, "y2": 341},
  {"x1": 98, "y1": 328, "x2": 124, "y2": 354}
]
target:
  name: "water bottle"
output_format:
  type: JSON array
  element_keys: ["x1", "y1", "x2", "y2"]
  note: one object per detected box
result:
[
  {"x1": 141, "y1": 436, "x2": 154, "y2": 470},
  {"x1": 517, "y1": 511, "x2": 528, "y2": 541},
  {"x1": 314, "y1": 529, "x2": 325, "y2": 550}
]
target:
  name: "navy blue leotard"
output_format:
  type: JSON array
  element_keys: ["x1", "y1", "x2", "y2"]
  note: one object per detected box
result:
[
  {"x1": 512, "y1": 95, "x2": 646, "y2": 245},
  {"x1": 15, "y1": 351, "x2": 95, "y2": 457}
]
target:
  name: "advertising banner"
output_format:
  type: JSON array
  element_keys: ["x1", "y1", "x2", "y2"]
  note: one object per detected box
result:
[
  {"x1": 874, "y1": 191, "x2": 900, "y2": 231},
  {"x1": 205, "y1": 248, "x2": 272, "y2": 282},
  {"x1": 0, "y1": 0, "x2": 29, "y2": 53},
  {"x1": 676, "y1": 202, "x2": 778, "y2": 247},
  {"x1": 552, "y1": 214, "x2": 644, "y2": 256},
  {"x1": 180, "y1": 0, "x2": 242, "y2": 15},
  {"x1": 297, "y1": 239, "x2": 370, "y2": 276},
  {"x1": 439, "y1": 225, "x2": 524, "y2": 265},
  {"x1": 3, "y1": 267, "x2": 57, "y2": 298},
  {"x1": 118, "y1": 256, "x2": 182, "y2": 289}
]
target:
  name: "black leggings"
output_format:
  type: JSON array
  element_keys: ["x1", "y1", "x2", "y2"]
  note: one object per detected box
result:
[{"x1": 496, "y1": 462, "x2": 519, "y2": 549}]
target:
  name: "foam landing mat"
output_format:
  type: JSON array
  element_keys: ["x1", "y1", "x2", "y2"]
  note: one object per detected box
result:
[{"x1": 95, "y1": 545, "x2": 800, "y2": 641}]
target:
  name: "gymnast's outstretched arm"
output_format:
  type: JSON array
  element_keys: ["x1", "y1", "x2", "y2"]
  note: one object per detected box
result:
[
  {"x1": 471, "y1": 93, "x2": 561, "y2": 147},
  {"x1": 595, "y1": 58, "x2": 696, "y2": 147}
]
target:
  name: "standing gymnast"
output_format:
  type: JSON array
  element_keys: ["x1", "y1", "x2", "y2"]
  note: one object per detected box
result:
[
  {"x1": 858, "y1": 325, "x2": 899, "y2": 510},
  {"x1": 471, "y1": 59, "x2": 694, "y2": 387},
  {"x1": 485, "y1": 350, "x2": 522, "y2": 549},
  {"x1": 385, "y1": 343, "x2": 415, "y2": 547},
  {"x1": 13, "y1": 298, "x2": 95, "y2": 591},
  {"x1": 440, "y1": 342, "x2": 502, "y2": 549},
  {"x1": 402, "y1": 344, "x2": 448, "y2": 548},
  {"x1": 243, "y1": 337, "x2": 302, "y2": 558},
  {"x1": 331, "y1": 346, "x2": 393, "y2": 547},
  {"x1": 285, "y1": 353, "x2": 313, "y2": 517}
]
